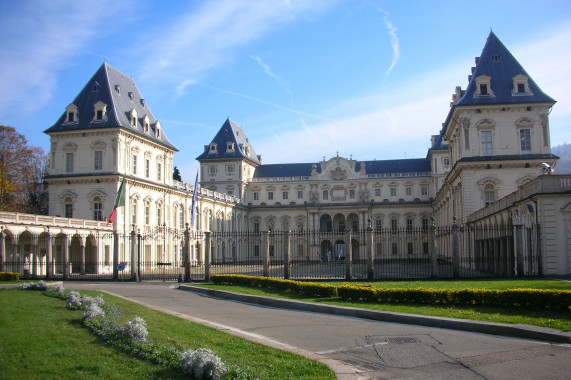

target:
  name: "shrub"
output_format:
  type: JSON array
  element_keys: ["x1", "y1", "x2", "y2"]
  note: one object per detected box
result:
[
  {"x1": 180, "y1": 348, "x2": 225, "y2": 380},
  {"x1": 66, "y1": 291, "x2": 82, "y2": 310},
  {"x1": 122, "y1": 316, "x2": 148, "y2": 341},
  {"x1": 82, "y1": 304, "x2": 104, "y2": 322},
  {"x1": 44, "y1": 284, "x2": 66, "y2": 299},
  {"x1": 19, "y1": 280, "x2": 48, "y2": 291},
  {"x1": 0, "y1": 272, "x2": 19, "y2": 281}
]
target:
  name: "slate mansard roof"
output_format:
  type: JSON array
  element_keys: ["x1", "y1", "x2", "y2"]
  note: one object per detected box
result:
[
  {"x1": 456, "y1": 32, "x2": 555, "y2": 107},
  {"x1": 196, "y1": 118, "x2": 262, "y2": 165},
  {"x1": 44, "y1": 63, "x2": 177, "y2": 151},
  {"x1": 253, "y1": 158, "x2": 431, "y2": 179}
]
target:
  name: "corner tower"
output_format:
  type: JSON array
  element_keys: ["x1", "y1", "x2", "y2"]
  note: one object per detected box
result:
[
  {"x1": 434, "y1": 32, "x2": 558, "y2": 224},
  {"x1": 196, "y1": 118, "x2": 261, "y2": 200}
]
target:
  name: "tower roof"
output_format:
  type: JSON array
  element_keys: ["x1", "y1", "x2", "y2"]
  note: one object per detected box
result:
[
  {"x1": 44, "y1": 62, "x2": 177, "y2": 151},
  {"x1": 455, "y1": 32, "x2": 555, "y2": 106},
  {"x1": 196, "y1": 118, "x2": 261, "y2": 165}
]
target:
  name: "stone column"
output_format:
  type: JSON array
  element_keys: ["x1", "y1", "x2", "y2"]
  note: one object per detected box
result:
[
  {"x1": 262, "y1": 231, "x2": 270, "y2": 277},
  {"x1": 366, "y1": 226, "x2": 374, "y2": 280},
  {"x1": 113, "y1": 232, "x2": 119, "y2": 281},
  {"x1": 451, "y1": 217, "x2": 460, "y2": 278},
  {"x1": 130, "y1": 227, "x2": 137, "y2": 281},
  {"x1": 0, "y1": 227, "x2": 5, "y2": 273},
  {"x1": 184, "y1": 224, "x2": 191, "y2": 282},
  {"x1": 62, "y1": 234, "x2": 70, "y2": 280},
  {"x1": 345, "y1": 230, "x2": 352, "y2": 281},
  {"x1": 430, "y1": 218, "x2": 438, "y2": 278},
  {"x1": 46, "y1": 229, "x2": 53, "y2": 279},
  {"x1": 204, "y1": 231, "x2": 211, "y2": 282},
  {"x1": 80, "y1": 241, "x2": 86, "y2": 276},
  {"x1": 283, "y1": 231, "x2": 291, "y2": 280}
]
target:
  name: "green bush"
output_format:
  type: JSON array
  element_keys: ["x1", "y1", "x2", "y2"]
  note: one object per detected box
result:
[
  {"x1": 0, "y1": 272, "x2": 19, "y2": 281},
  {"x1": 211, "y1": 275, "x2": 337, "y2": 298}
]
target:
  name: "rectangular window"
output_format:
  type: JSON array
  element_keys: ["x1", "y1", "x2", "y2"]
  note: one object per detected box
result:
[
  {"x1": 132, "y1": 155, "x2": 137, "y2": 174},
  {"x1": 209, "y1": 165, "x2": 216, "y2": 174},
  {"x1": 145, "y1": 206, "x2": 150, "y2": 225},
  {"x1": 390, "y1": 188, "x2": 397, "y2": 197},
  {"x1": 322, "y1": 190, "x2": 329, "y2": 200},
  {"x1": 157, "y1": 208, "x2": 162, "y2": 225},
  {"x1": 269, "y1": 245, "x2": 275, "y2": 257},
  {"x1": 179, "y1": 208, "x2": 184, "y2": 229},
  {"x1": 406, "y1": 218, "x2": 413, "y2": 231},
  {"x1": 253, "y1": 192, "x2": 259, "y2": 201},
  {"x1": 254, "y1": 245, "x2": 260, "y2": 257},
  {"x1": 131, "y1": 204, "x2": 137, "y2": 225},
  {"x1": 443, "y1": 158, "x2": 450, "y2": 166},
  {"x1": 520, "y1": 129, "x2": 531, "y2": 151},
  {"x1": 391, "y1": 243, "x2": 398, "y2": 255},
  {"x1": 68, "y1": 112, "x2": 74, "y2": 122},
  {"x1": 375, "y1": 188, "x2": 381, "y2": 197},
  {"x1": 93, "y1": 202, "x2": 102, "y2": 221},
  {"x1": 297, "y1": 190, "x2": 303, "y2": 199},
  {"x1": 391, "y1": 219, "x2": 398, "y2": 232},
  {"x1": 96, "y1": 110, "x2": 103, "y2": 120},
  {"x1": 481, "y1": 131, "x2": 492, "y2": 155},
  {"x1": 267, "y1": 191, "x2": 274, "y2": 200},
  {"x1": 145, "y1": 159, "x2": 150, "y2": 178},
  {"x1": 65, "y1": 153, "x2": 74, "y2": 173},
  {"x1": 375, "y1": 219, "x2": 382, "y2": 232},
  {"x1": 407, "y1": 242, "x2": 413, "y2": 255},
  {"x1": 405, "y1": 187, "x2": 412, "y2": 196},
  {"x1": 349, "y1": 189, "x2": 355, "y2": 199},
  {"x1": 480, "y1": 83, "x2": 488, "y2": 95},
  {"x1": 253, "y1": 222, "x2": 260, "y2": 233},
  {"x1": 422, "y1": 218, "x2": 429, "y2": 231},
  {"x1": 226, "y1": 165, "x2": 234, "y2": 173},
  {"x1": 94, "y1": 151, "x2": 102, "y2": 170},
  {"x1": 157, "y1": 163, "x2": 162, "y2": 181},
  {"x1": 421, "y1": 186, "x2": 428, "y2": 196},
  {"x1": 484, "y1": 190, "x2": 495, "y2": 206},
  {"x1": 65, "y1": 204, "x2": 73, "y2": 218},
  {"x1": 423, "y1": 242, "x2": 429, "y2": 255},
  {"x1": 517, "y1": 83, "x2": 525, "y2": 93},
  {"x1": 282, "y1": 191, "x2": 288, "y2": 200}
]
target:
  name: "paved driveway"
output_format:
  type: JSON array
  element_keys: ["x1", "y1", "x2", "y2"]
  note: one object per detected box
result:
[{"x1": 66, "y1": 282, "x2": 571, "y2": 379}]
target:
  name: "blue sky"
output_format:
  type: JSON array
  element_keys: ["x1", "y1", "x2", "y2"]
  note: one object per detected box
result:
[{"x1": 1, "y1": 0, "x2": 570, "y2": 182}]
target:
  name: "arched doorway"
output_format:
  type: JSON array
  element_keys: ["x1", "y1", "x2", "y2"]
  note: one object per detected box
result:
[
  {"x1": 334, "y1": 239, "x2": 346, "y2": 261},
  {"x1": 320, "y1": 240, "x2": 333, "y2": 261},
  {"x1": 333, "y1": 213, "x2": 346, "y2": 232},
  {"x1": 320, "y1": 214, "x2": 332, "y2": 232}
]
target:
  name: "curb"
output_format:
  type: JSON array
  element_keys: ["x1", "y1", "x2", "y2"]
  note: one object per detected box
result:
[{"x1": 178, "y1": 285, "x2": 571, "y2": 344}]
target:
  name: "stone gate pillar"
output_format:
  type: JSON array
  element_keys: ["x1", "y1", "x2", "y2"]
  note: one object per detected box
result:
[
  {"x1": 62, "y1": 234, "x2": 70, "y2": 280},
  {"x1": 204, "y1": 231, "x2": 211, "y2": 282},
  {"x1": 283, "y1": 231, "x2": 291, "y2": 280},
  {"x1": 345, "y1": 230, "x2": 352, "y2": 281},
  {"x1": 46, "y1": 229, "x2": 53, "y2": 279},
  {"x1": 262, "y1": 231, "x2": 270, "y2": 277},
  {"x1": 366, "y1": 226, "x2": 374, "y2": 280}
]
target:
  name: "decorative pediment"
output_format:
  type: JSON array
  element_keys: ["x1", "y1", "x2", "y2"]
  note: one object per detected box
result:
[
  {"x1": 477, "y1": 176, "x2": 501, "y2": 189},
  {"x1": 315, "y1": 155, "x2": 359, "y2": 181},
  {"x1": 59, "y1": 191, "x2": 78, "y2": 202}
]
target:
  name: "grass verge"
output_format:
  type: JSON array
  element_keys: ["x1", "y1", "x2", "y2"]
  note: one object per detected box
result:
[
  {"x1": 193, "y1": 279, "x2": 571, "y2": 332},
  {"x1": 0, "y1": 288, "x2": 335, "y2": 380}
]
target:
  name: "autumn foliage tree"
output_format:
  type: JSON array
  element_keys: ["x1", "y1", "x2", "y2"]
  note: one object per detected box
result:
[{"x1": 0, "y1": 126, "x2": 48, "y2": 214}]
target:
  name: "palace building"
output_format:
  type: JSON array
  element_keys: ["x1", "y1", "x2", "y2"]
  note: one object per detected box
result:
[{"x1": 42, "y1": 32, "x2": 571, "y2": 275}]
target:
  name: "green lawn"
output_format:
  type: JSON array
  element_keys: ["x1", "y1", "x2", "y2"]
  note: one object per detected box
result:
[
  {"x1": 194, "y1": 278, "x2": 571, "y2": 331},
  {"x1": 0, "y1": 288, "x2": 335, "y2": 380}
]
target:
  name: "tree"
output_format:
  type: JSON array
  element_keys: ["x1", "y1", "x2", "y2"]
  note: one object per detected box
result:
[
  {"x1": 173, "y1": 166, "x2": 182, "y2": 182},
  {"x1": 0, "y1": 126, "x2": 48, "y2": 214}
]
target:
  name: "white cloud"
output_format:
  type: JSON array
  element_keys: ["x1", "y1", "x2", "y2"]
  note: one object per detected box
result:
[
  {"x1": 0, "y1": 0, "x2": 132, "y2": 115},
  {"x1": 377, "y1": 7, "x2": 400, "y2": 81},
  {"x1": 137, "y1": 0, "x2": 336, "y2": 94}
]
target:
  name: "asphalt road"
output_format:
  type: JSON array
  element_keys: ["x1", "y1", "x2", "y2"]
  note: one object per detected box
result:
[{"x1": 66, "y1": 282, "x2": 571, "y2": 380}]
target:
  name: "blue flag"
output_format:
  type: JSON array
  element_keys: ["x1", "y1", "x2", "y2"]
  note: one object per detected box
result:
[{"x1": 191, "y1": 171, "x2": 198, "y2": 228}]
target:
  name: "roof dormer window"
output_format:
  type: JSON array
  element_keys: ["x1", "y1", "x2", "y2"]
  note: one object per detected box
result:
[
  {"x1": 209, "y1": 143, "x2": 217, "y2": 154},
  {"x1": 92, "y1": 82, "x2": 99, "y2": 92},
  {"x1": 128, "y1": 92, "x2": 134, "y2": 100},
  {"x1": 143, "y1": 115, "x2": 150, "y2": 133},
  {"x1": 512, "y1": 74, "x2": 530, "y2": 95},
  {"x1": 65, "y1": 104, "x2": 78, "y2": 124},
  {"x1": 93, "y1": 101, "x2": 107, "y2": 122},
  {"x1": 226, "y1": 142, "x2": 235, "y2": 152},
  {"x1": 130, "y1": 109, "x2": 138, "y2": 128},
  {"x1": 475, "y1": 75, "x2": 492, "y2": 97},
  {"x1": 115, "y1": 85, "x2": 120, "y2": 94},
  {"x1": 155, "y1": 121, "x2": 161, "y2": 138}
]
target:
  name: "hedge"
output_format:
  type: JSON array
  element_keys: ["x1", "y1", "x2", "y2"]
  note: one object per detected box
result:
[
  {"x1": 211, "y1": 275, "x2": 337, "y2": 298},
  {"x1": 338, "y1": 283, "x2": 571, "y2": 310},
  {"x1": 0, "y1": 272, "x2": 19, "y2": 281},
  {"x1": 210, "y1": 276, "x2": 571, "y2": 310}
]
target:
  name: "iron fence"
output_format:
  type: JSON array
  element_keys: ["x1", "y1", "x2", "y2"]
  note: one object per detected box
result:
[{"x1": 1, "y1": 224, "x2": 541, "y2": 282}]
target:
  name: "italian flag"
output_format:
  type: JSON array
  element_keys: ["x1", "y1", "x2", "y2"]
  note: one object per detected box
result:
[{"x1": 107, "y1": 177, "x2": 125, "y2": 224}]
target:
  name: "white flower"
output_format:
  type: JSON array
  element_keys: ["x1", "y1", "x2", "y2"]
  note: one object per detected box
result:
[
  {"x1": 122, "y1": 316, "x2": 148, "y2": 341},
  {"x1": 180, "y1": 348, "x2": 225, "y2": 379},
  {"x1": 82, "y1": 304, "x2": 104, "y2": 322}
]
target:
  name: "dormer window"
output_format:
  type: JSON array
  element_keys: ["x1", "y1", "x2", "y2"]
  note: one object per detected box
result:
[
  {"x1": 156, "y1": 126, "x2": 160, "y2": 138},
  {"x1": 209, "y1": 143, "x2": 217, "y2": 154},
  {"x1": 92, "y1": 82, "x2": 99, "y2": 92},
  {"x1": 130, "y1": 109, "x2": 137, "y2": 128},
  {"x1": 65, "y1": 104, "x2": 78, "y2": 124},
  {"x1": 93, "y1": 101, "x2": 107, "y2": 122},
  {"x1": 115, "y1": 85, "x2": 120, "y2": 94},
  {"x1": 128, "y1": 92, "x2": 134, "y2": 100},
  {"x1": 143, "y1": 115, "x2": 150, "y2": 133},
  {"x1": 475, "y1": 75, "x2": 492, "y2": 97},
  {"x1": 226, "y1": 142, "x2": 235, "y2": 151},
  {"x1": 512, "y1": 74, "x2": 530, "y2": 95}
]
